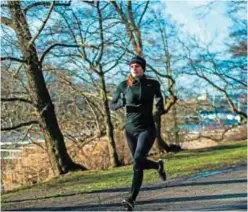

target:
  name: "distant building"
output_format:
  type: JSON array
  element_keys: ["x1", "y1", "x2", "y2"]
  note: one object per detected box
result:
[{"x1": 197, "y1": 90, "x2": 209, "y2": 101}]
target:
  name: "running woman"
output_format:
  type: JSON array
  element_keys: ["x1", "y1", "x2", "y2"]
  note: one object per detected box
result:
[{"x1": 109, "y1": 56, "x2": 167, "y2": 211}]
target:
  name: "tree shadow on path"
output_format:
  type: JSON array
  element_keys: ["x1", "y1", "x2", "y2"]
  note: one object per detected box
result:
[
  {"x1": 6, "y1": 193, "x2": 247, "y2": 211},
  {"x1": 3, "y1": 178, "x2": 247, "y2": 204}
]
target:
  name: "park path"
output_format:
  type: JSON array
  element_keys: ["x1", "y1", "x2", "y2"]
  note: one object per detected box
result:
[{"x1": 2, "y1": 164, "x2": 247, "y2": 211}]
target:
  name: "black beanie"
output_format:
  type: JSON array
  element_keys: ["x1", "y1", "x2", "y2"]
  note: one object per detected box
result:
[{"x1": 129, "y1": 56, "x2": 146, "y2": 71}]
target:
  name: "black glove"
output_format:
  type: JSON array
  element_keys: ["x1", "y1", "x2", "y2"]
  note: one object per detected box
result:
[
  {"x1": 154, "y1": 109, "x2": 167, "y2": 116},
  {"x1": 120, "y1": 93, "x2": 126, "y2": 107}
]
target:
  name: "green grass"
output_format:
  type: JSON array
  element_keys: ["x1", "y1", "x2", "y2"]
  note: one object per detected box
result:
[{"x1": 2, "y1": 140, "x2": 247, "y2": 200}]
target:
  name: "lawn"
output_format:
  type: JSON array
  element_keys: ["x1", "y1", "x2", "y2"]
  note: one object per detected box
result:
[{"x1": 2, "y1": 140, "x2": 247, "y2": 200}]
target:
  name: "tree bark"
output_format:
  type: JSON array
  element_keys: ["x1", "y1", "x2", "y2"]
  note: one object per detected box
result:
[
  {"x1": 166, "y1": 51, "x2": 180, "y2": 146},
  {"x1": 99, "y1": 72, "x2": 121, "y2": 167},
  {"x1": 8, "y1": 1, "x2": 85, "y2": 175},
  {"x1": 154, "y1": 114, "x2": 171, "y2": 152}
]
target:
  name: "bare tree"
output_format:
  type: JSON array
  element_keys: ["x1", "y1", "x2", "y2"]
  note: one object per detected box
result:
[
  {"x1": 173, "y1": 0, "x2": 247, "y2": 142},
  {"x1": 1, "y1": 1, "x2": 87, "y2": 175},
  {"x1": 45, "y1": 1, "x2": 131, "y2": 167},
  {"x1": 178, "y1": 36, "x2": 247, "y2": 121},
  {"x1": 110, "y1": 0, "x2": 180, "y2": 152},
  {"x1": 46, "y1": 68, "x2": 105, "y2": 147},
  {"x1": 226, "y1": 0, "x2": 247, "y2": 57}
]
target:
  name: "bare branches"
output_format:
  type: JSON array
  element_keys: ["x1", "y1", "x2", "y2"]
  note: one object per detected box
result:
[
  {"x1": 1, "y1": 17, "x2": 14, "y2": 28},
  {"x1": 110, "y1": 0, "x2": 139, "y2": 55},
  {"x1": 40, "y1": 43, "x2": 98, "y2": 64},
  {"x1": 137, "y1": 0, "x2": 149, "y2": 27},
  {"x1": 126, "y1": 0, "x2": 142, "y2": 55},
  {"x1": 195, "y1": 70, "x2": 247, "y2": 119},
  {"x1": 1, "y1": 57, "x2": 26, "y2": 63},
  {"x1": 147, "y1": 64, "x2": 175, "y2": 85},
  {"x1": 127, "y1": 1, "x2": 134, "y2": 26},
  {"x1": 23, "y1": 1, "x2": 71, "y2": 14},
  {"x1": 222, "y1": 73, "x2": 247, "y2": 87},
  {"x1": 187, "y1": 125, "x2": 238, "y2": 142},
  {"x1": 109, "y1": 1, "x2": 128, "y2": 22},
  {"x1": 195, "y1": 1, "x2": 217, "y2": 19},
  {"x1": 1, "y1": 97, "x2": 34, "y2": 106},
  {"x1": 95, "y1": 1, "x2": 104, "y2": 65},
  {"x1": 1, "y1": 121, "x2": 39, "y2": 131},
  {"x1": 29, "y1": 1, "x2": 55, "y2": 46},
  {"x1": 179, "y1": 37, "x2": 247, "y2": 120},
  {"x1": 103, "y1": 48, "x2": 127, "y2": 74}
]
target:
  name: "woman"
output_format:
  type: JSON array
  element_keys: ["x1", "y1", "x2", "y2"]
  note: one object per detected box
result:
[{"x1": 109, "y1": 56, "x2": 167, "y2": 211}]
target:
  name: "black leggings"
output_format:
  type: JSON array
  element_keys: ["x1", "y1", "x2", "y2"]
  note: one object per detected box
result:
[{"x1": 125, "y1": 129, "x2": 159, "y2": 201}]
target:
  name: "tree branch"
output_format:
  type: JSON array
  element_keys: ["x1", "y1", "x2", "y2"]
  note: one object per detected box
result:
[
  {"x1": 127, "y1": 0, "x2": 143, "y2": 56},
  {"x1": 40, "y1": 43, "x2": 98, "y2": 64},
  {"x1": 180, "y1": 37, "x2": 247, "y2": 119},
  {"x1": 24, "y1": 1, "x2": 71, "y2": 14},
  {"x1": 137, "y1": 0, "x2": 149, "y2": 27},
  {"x1": 1, "y1": 97, "x2": 34, "y2": 106},
  {"x1": 1, "y1": 120, "x2": 39, "y2": 131},
  {"x1": 147, "y1": 64, "x2": 175, "y2": 84},
  {"x1": 1, "y1": 17, "x2": 14, "y2": 28},
  {"x1": 0, "y1": 4, "x2": 8, "y2": 8},
  {"x1": 222, "y1": 72, "x2": 247, "y2": 87},
  {"x1": 103, "y1": 47, "x2": 127, "y2": 73},
  {"x1": 195, "y1": 71, "x2": 247, "y2": 119},
  {"x1": 110, "y1": 1, "x2": 128, "y2": 22},
  {"x1": 95, "y1": 1, "x2": 104, "y2": 65},
  {"x1": 29, "y1": 1, "x2": 55, "y2": 46},
  {"x1": 1, "y1": 57, "x2": 26, "y2": 63},
  {"x1": 110, "y1": 0, "x2": 138, "y2": 52},
  {"x1": 187, "y1": 124, "x2": 241, "y2": 142}
]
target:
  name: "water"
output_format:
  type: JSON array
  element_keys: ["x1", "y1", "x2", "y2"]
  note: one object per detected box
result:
[{"x1": 179, "y1": 119, "x2": 240, "y2": 133}]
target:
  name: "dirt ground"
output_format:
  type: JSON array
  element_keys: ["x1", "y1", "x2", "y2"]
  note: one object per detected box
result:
[{"x1": 2, "y1": 164, "x2": 247, "y2": 211}]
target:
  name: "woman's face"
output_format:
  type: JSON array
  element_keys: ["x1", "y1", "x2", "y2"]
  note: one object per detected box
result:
[{"x1": 130, "y1": 63, "x2": 144, "y2": 78}]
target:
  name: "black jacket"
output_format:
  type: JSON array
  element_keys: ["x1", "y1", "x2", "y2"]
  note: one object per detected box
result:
[{"x1": 109, "y1": 75, "x2": 166, "y2": 133}]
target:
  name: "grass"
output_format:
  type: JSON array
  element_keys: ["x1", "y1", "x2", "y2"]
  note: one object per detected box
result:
[{"x1": 2, "y1": 140, "x2": 247, "y2": 200}]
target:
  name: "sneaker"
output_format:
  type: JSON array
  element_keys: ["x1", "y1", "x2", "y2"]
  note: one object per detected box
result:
[
  {"x1": 122, "y1": 197, "x2": 135, "y2": 211},
  {"x1": 158, "y1": 159, "x2": 166, "y2": 181}
]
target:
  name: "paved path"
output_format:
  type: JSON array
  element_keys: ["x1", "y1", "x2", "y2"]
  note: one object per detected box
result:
[{"x1": 2, "y1": 165, "x2": 247, "y2": 211}]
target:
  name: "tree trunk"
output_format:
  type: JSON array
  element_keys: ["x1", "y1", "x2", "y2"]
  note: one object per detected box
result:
[
  {"x1": 99, "y1": 73, "x2": 121, "y2": 167},
  {"x1": 8, "y1": 1, "x2": 85, "y2": 175},
  {"x1": 172, "y1": 106, "x2": 180, "y2": 144},
  {"x1": 167, "y1": 63, "x2": 180, "y2": 145},
  {"x1": 154, "y1": 115, "x2": 171, "y2": 152}
]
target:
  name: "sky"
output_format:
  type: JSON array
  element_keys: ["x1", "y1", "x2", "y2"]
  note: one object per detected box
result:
[
  {"x1": 164, "y1": 0, "x2": 231, "y2": 49},
  {"x1": 1, "y1": 0, "x2": 236, "y2": 97},
  {"x1": 69, "y1": 0, "x2": 233, "y2": 96},
  {"x1": 159, "y1": 0, "x2": 233, "y2": 96}
]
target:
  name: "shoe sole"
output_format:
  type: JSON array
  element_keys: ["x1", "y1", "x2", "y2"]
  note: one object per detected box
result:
[{"x1": 122, "y1": 200, "x2": 134, "y2": 211}]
